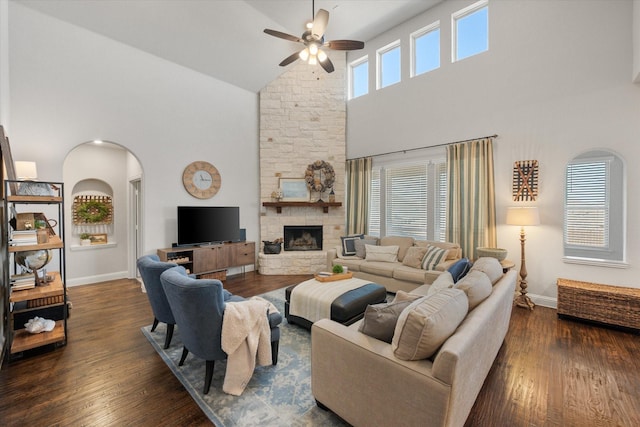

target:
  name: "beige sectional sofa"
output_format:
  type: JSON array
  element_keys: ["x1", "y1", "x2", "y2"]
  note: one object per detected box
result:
[
  {"x1": 311, "y1": 261, "x2": 517, "y2": 427},
  {"x1": 327, "y1": 236, "x2": 463, "y2": 293}
]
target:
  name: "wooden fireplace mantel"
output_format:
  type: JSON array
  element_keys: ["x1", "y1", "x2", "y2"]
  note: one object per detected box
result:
[{"x1": 262, "y1": 201, "x2": 342, "y2": 214}]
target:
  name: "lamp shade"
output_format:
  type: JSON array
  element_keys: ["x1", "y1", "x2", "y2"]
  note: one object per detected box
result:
[
  {"x1": 506, "y1": 207, "x2": 540, "y2": 226},
  {"x1": 15, "y1": 161, "x2": 38, "y2": 180}
]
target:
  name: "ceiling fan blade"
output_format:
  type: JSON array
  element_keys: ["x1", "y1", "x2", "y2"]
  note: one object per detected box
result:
[
  {"x1": 264, "y1": 29, "x2": 303, "y2": 43},
  {"x1": 324, "y1": 40, "x2": 365, "y2": 51},
  {"x1": 311, "y1": 9, "x2": 329, "y2": 39},
  {"x1": 279, "y1": 50, "x2": 303, "y2": 67},
  {"x1": 319, "y1": 55, "x2": 335, "y2": 73}
]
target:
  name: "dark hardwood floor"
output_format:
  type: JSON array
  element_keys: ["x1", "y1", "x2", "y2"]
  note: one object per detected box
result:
[{"x1": 1, "y1": 272, "x2": 639, "y2": 426}]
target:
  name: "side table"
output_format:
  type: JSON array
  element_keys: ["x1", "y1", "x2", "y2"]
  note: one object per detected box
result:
[{"x1": 500, "y1": 259, "x2": 515, "y2": 273}]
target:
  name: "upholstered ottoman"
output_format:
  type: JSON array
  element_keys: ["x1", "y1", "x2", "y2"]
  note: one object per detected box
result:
[{"x1": 285, "y1": 278, "x2": 387, "y2": 330}]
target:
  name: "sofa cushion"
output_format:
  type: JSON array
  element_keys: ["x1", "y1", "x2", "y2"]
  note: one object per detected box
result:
[
  {"x1": 332, "y1": 257, "x2": 365, "y2": 272},
  {"x1": 469, "y1": 257, "x2": 503, "y2": 284},
  {"x1": 392, "y1": 289, "x2": 469, "y2": 360},
  {"x1": 354, "y1": 237, "x2": 379, "y2": 258},
  {"x1": 380, "y1": 236, "x2": 414, "y2": 261},
  {"x1": 447, "y1": 257, "x2": 472, "y2": 283},
  {"x1": 415, "y1": 240, "x2": 461, "y2": 260},
  {"x1": 360, "y1": 260, "x2": 397, "y2": 278},
  {"x1": 393, "y1": 265, "x2": 429, "y2": 284},
  {"x1": 421, "y1": 245, "x2": 449, "y2": 270},
  {"x1": 402, "y1": 246, "x2": 429, "y2": 269},
  {"x1": 392, "y1": 290, "x2": 423, "y2": 303},
  {"x1": 358, "y1": 297, "x2": 419, "y2": 343},
  {"x1": 454, "y1": 270, "x2": 493, "y2": 310},
  {"x1": 365, "y1": 244, "x2": 399, "y2": 263},
  {"x1": 341, "y1": 234, "x2": 364, "y2": 256},
  {"x1": 427, "y1": 271, "x2": 455, "y2": 296}
]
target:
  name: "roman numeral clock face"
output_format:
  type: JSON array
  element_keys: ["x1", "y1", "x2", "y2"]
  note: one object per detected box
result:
[{"x1": 182, "y1": 161, "x2": 221, "y2": 199}]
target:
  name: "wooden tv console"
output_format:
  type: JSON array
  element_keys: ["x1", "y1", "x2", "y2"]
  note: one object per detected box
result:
[{"x1": 157, "y1": 241, "x2": 255, "y2": 279}]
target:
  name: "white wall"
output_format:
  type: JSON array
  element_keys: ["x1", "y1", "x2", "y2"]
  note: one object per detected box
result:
[
  {"x1": 634, "y1": 0, "x2": 640, "y2": 82},
  {"x1": 7, "y1": 3, "x2": 260, "y2": 283},
  {"x1": 347, "y1": 0, "x2": 640, "y2": 305}
]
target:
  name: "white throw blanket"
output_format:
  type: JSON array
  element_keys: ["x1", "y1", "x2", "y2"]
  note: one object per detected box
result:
[
  {"x1": 221, "y1": 296, "x2": 278, "y2": 396},
  {"x1": 289, "y1": 277, "x2": 372, "y2": 323}
]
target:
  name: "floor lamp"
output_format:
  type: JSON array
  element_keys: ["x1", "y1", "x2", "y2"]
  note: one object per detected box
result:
[{"x1": 506, "y1": 207, "x2": 540, "y2": 310}]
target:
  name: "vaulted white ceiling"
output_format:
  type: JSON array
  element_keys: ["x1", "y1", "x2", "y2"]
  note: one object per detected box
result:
[{"x1": 17, "y1": 0, "x2": 442, "y2": 92}]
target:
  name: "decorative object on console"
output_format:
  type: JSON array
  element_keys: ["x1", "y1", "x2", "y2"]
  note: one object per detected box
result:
[
  {"x1": 506, "y1": 206, "x2": 540, "y2": 310},
  {"x1": 182, "y1": 161, "x2": 221, "y2": 199},
  {"x1": 513, "y1": 160, "x2": 539, "y2": 201}
]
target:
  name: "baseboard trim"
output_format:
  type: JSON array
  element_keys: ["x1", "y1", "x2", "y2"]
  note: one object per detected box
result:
[
  {"x1": 529, "y1": 293, "x2": 557, "y2": 309},
  {"x1": 67, "y1": 271, "x2": 129, "y2": 287}
]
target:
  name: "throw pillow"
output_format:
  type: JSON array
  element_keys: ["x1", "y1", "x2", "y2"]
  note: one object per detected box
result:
[
  {"x1": 469, "y1": 257, "x2": 503, "y2": 284},
  {"x1": 341, "y1": 234, "x2": 364, "y2": 256},
  {"x1": 358, "y1": 299, "x2": 417, "y2": 343},
  {"x1": 365, "y1": 244, "x2": 399, "y2": 262},
  {"x1": 447, "y1": 257, "x2": 472, "y2": 283},
  {"x1": 421, "y1": 245, "x2": 449, "y2": 271},
  {"x1": 426, "y1": 271, "x2": 455, "y2": 297},
  {"x1": 354, "y1": 238, "x2": 379, "y2": 259},
  {"x1": 402, "y1": 246, "x2": 429, "y2": 269},
  {"x1": 454, "y1": 270, "x2": 492, "y2": 310},
  {"x1": 392, "y1": 290, "x2": 423, "y2": 303},
  {"x1": 392, "y1": 289, "x2": 469, "y2": 361}
]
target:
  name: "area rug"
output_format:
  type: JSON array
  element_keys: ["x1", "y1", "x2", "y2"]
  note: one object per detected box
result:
[{"x1": 141, "y1": 287, "x2": 349, "y2": 427}]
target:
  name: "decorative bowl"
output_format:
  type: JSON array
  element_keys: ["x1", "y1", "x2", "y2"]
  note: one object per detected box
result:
[{"x1": 476, "y1": 247, "x2": 508, "y2": 261}]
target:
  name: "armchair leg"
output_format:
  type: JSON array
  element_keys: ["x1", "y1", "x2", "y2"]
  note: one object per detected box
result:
[
  {"x1": 271, "y1": 340, "x2": 279, "y2": 365},
  {"x1": 179, "y1": 347, "x2": 189, "y2": 366},
  {"x1": 204, "y1": 360, "x2": 215, "y2": 394},
  {"x1": 151, "y1": 318, "x2": 159, "y2": 332},
  {"x1": 164, "y1": 324, "x2": 175, "y2": 349}
]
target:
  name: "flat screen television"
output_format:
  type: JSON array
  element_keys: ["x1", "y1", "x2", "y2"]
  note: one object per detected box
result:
[{"x1": 177, "y1": 206, "x2": 240, "y2": 246}]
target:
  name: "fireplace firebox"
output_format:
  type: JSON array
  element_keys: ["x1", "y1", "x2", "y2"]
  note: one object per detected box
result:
[{"x1": 284, "y1": 225, "x2": 323, "y2": 251}]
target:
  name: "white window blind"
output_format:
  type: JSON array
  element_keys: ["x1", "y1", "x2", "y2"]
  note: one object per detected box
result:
[
  {"x1": 386, "y1": 165, "x2": 428, "y2": 238},
  {"x1": 368, "y1": 169, "x2": 381, "y2": 237},
  {"x1": 565, "y1": 160, "x2": 609, "y2": 248},
  {"x1": 564, "y1": 150, "x2": 624, "y2": 263}
]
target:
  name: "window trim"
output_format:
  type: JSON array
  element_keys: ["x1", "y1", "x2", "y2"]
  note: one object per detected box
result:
[
  {"x1": 563, "y1": 150, "x2": 626, "y2": 264},
  {"x1": 348, "y1": 55, "x2": 369, "y2": 100},
  {"x1": 376, "y1": 40, "x2": 401, "y2": 90},
  {"x1": 410, "y1": 21, "x2": 440, "y2": 78},
  {"x1": 451, "y1": 0, "x2": 489, "y2": 63}
]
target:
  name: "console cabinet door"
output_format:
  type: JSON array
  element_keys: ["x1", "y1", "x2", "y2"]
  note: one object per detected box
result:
[
  {"x1": 193, "y1": 247, "x2": 219, "y2": 272},
  {"x1": 234, "y1": 242, "x2": 255, "y2": 266}
]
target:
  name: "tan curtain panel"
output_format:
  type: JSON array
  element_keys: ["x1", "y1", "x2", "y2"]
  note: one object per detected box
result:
[
  {"x1": 446, "y1": 138, "x2": 497, "y2": 260},
  {"x1": 345, "y1": 157, "x2": 372, "y2": 235}
]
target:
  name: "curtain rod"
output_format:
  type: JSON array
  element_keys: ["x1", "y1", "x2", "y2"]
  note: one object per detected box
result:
[{"x1": 346, "y1": 134, "x2": 498, "y2": 161}]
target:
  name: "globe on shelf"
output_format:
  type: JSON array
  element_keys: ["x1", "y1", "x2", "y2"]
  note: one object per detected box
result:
[{"x1": 15, "y1": 249, "x2": 53, "y2": 286}]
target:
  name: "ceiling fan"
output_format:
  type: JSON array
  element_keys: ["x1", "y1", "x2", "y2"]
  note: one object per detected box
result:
[{"x1": 263, "y1": 1, "x2": 365, "y2": 73}]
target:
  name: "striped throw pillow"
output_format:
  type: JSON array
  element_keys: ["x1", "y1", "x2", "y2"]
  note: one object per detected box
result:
[{"x1": 421, "y1": 245, "x2": 448, "y2": 271}]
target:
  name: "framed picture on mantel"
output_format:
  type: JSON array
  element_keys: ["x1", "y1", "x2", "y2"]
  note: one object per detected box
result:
[{"x1": 279, "y1": 178, "x2": 309, "y2": 202}]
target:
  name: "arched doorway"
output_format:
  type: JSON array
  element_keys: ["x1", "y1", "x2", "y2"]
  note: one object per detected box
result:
[{"x1": 62, "y1": 141, "x2": 143, "y2": 286}]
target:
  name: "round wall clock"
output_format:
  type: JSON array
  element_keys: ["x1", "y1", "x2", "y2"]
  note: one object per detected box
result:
[{"x1": 182, "y1": 161, "x2": 221, "y2": 199}]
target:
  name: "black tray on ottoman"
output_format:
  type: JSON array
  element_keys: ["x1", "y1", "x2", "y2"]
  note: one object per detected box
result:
[{"x1": 285, "y1": 280, "x2": 387, "y2": 330}]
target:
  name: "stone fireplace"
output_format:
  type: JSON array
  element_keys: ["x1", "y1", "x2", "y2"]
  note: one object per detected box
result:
[
  {"x1": 284, "y1": 225, "x2": 323, "y2": 251},
  {"x1": 258, "y1": 54, "x2": 347, "y2": 274}
]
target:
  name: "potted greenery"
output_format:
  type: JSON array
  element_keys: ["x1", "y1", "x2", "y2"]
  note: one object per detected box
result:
[
  {"x1": 80, "y1": 233, "x2": 92, "y2": 246},
  {"x1": 332, "y1": 264, "x2": 344, "y2": 274}
]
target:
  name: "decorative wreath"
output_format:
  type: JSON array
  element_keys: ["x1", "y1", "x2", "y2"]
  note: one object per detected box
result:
[
  {"x1": 76, "y1": 200, "x2": 110, "y2": 223},
  {"x1": 305, "y1": 160, "x2": 335, "y2": 193}
]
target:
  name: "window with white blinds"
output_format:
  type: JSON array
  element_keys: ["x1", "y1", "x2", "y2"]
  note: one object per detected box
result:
[
  {"x1": 368, "y1": 159, "x2": 447, "y2": 241},
  {"x1": 564, "y1": 151, "x2": 624, "y2": 261}
]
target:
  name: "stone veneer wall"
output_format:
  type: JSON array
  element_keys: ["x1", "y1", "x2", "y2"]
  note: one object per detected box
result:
[{"x1": 259, "y1": 53, "x2": 346, "y2": 272}]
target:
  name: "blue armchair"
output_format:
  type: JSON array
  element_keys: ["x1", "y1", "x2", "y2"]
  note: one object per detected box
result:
[
  {"x1": 136, "y1": 255, "x2": 180, "y2": 349},
  {"x1": 160, "y1": 266, "x2": 282, "y2": 394}
]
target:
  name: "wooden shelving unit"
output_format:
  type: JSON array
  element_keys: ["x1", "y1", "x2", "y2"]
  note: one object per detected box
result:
[
  {"x1": 262, "y1": 201, "x2": 342, "y2": 214},
  {"x1": 3, "y1": 180, "x2": 67, "y2": 362}
]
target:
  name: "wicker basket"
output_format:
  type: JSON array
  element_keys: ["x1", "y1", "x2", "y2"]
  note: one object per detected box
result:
[
  {"x1": 557, "y1": 278, "x2": 640, "y2": 331},
  {"x1": 199, "y1": 270, "x2": 227, "y2": 281}
]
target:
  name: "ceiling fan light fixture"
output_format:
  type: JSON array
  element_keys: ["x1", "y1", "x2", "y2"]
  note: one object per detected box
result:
[
  {"x1": 308, "y1": 55, "x2": 318, "y2": 65},
  {"x1": 309, "y1": 43, "x2": 319, "y2": 56},
  {"x1": 299, "y1": 48, "x2": 310, "y2": 61},
  {"x1": 317, "y1": 49, "x2": 328, "y2": 62}
]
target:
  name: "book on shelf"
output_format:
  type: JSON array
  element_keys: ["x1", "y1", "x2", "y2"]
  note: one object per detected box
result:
[
  {"x1": 12, "y1": 281, "x2": 36, "y2": 291},
  {"x1": 10, "y1": 273, "x2": 36, "y2": 290},
  {"x1": 10, "y1": 230, "x2": 38, "y2": 245}
]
